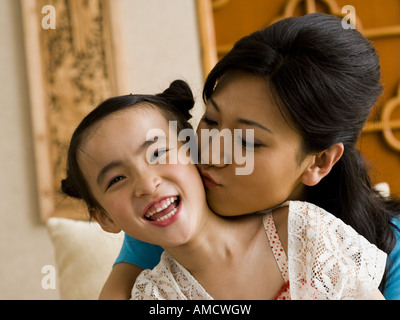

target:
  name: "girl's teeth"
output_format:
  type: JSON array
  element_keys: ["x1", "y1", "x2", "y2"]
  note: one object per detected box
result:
[
  {"x1": 155, "y1": 207, "x2": 178, "y2": 222},
  {"x1": 145, "y1": 196, "x2": 178, "y2": 218}
]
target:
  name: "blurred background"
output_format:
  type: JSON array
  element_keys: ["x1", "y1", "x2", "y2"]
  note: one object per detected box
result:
[{"x1": 0, "y1": 0, "x2": 399, "y2": 299}]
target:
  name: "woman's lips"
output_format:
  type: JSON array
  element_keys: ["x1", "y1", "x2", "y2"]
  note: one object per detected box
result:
[{"x1": 198, "y1": 167, "x2": 221, "y2": 188}]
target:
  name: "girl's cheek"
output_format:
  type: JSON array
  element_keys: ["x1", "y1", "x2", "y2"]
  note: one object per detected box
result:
[{"x1": 106, "y1": 194, "x2": 129, "y2": 217}]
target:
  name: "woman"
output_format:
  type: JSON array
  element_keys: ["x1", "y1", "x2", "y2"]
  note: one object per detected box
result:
[
  {"x1": 62, "y1": 80, "x2": 385, "y2": 299},
  {"x1": 103, "y1": 13, "x2": 400, "y2": 299}
]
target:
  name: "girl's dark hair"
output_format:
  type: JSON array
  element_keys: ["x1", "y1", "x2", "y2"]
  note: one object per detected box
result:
[
  {"x1": 203, "y1": 13, "x2": 400, "y2": 288},
  {"x1": 61, "y1": 79, "x2": 194, "y2": 212}
]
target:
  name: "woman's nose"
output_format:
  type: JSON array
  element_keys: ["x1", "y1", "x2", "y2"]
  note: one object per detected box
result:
[{"x1": 199, "y1": 129, "x2": 233, "y2": 167}]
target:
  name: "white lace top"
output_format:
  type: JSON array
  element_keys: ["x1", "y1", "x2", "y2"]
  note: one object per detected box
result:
[{"x1": 131, "y1": 201, "x2": 387, "y2": 300}]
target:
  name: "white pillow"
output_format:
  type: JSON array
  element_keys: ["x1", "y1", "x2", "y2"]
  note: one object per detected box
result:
[{"x1": 46, "y1": 217, "x2": 124, "y2": 300}]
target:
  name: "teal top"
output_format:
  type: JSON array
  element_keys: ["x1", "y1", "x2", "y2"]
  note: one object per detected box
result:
[
  {"x1": 114, "y1": 233, "x2": 163, "y2": 269},
  {"x1": 381, "y1": 218, "x2": 400, "y2": 300}
]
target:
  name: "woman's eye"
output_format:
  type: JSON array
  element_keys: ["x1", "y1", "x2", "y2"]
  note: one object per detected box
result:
[
  {"x1": 202, "y1": 116, "x2": 218, "y2": 127},
  {"x1": 239, "y1": 134, "x2": 262, "y2": 150},
  {"x1": 107, "y1": 176, "x2": 126, "y2": 189},
  {"x1": 241, "y1": 140, "x2": 262, "y2": 149},
  {"x1": 242, "y1": 139, "x2": 254, "y2": 148}
]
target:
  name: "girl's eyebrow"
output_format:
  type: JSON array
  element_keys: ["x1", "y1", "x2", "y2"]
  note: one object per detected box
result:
[
  {"x1": 97, "y1": 160, "x2": 123, "y2": 186},
  {"x1": 209, "y1": 97, "x2": 273, "y2": 134}
]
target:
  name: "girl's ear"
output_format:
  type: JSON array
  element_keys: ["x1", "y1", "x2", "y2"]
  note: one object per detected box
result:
[
  {"x1": 301, "y1": 143, "x2": 344, "y2": 187},
  {"x1": 90, "y1": 208, "x2": 122, "y2": 234}
]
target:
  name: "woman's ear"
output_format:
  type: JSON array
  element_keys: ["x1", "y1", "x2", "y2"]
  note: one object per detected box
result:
[
  {"x1": 90, "y1": 208, "x2": 122, "y2": 234},
  {"x1": 301, "y1": 143, "x2": 344, "y2": 186}
]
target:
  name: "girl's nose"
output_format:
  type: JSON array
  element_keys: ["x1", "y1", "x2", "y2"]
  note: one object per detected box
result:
[{"x1": 134, "y1": 173, "x2": 161, "y2": 198}]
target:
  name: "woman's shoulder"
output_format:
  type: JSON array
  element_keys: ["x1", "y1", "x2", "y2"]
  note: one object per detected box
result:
[
  {"x1": 286, "y1": 200, "x2": 387, "y2": 299},
  {"x1": 286, "y1": 200, "x2": 344, "y2": 232},
  {"x1": 286, "y1": 200, "x2": 386, "y2": 255},
  {"x1": 287, "y1": 200, "x2": 333, "y2": 218},
  {"x1": 286, "y1": 200, "x2": 370, "y2": 234}
]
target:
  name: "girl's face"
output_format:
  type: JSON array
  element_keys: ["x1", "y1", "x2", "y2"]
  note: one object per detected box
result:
[
  {"x1": 77, "y1": 106, "x2": 207, "y2": 247},
  {"x1": 197, "y1": 71, "x2": 315, "y2": 215}
]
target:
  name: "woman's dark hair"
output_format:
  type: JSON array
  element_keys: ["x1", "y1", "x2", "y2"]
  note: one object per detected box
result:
[
  {"x1": 203, "y1": 13, "x2": 400, "y2": 289},
  {"x1": 61, "y1": 79, "x2": 194, "y2": 213}
]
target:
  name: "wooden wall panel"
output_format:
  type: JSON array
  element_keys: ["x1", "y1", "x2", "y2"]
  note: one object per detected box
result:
[{"x1": 22, "y1": 0, "x2": 127, "y2": 221}]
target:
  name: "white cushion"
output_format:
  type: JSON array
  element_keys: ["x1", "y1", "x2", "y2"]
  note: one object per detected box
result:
[{"x1": 46, "y1": 217, "x2": 124, "y2": 300}]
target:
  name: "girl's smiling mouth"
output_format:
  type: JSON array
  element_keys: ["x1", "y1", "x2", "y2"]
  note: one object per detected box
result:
[{"x1": 143, "y1": 196, "x2": 181, "y2": 226}]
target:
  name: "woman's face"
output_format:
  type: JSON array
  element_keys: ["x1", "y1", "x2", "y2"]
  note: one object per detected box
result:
[
  {"x1": 196, "y1": 71, "x2": 314, "y2": 215},
  {"x1": 77, "y1": 106, "x2": 207, "y2": 247}
]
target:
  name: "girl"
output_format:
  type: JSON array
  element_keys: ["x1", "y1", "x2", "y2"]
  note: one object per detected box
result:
[
  {"x1": 62, "y1": 79, "x2": 386, "y2": 299},
  {"x1": 102, "y1": 13, "x2": 400, "y2": 299}
]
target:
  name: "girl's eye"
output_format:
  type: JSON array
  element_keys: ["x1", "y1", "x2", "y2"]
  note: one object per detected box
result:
[
  {"x1": 107, "y1": 176, "x2": 126, "y2": 189},
  {"x1": 150, "y1": 148, "x2": 168, "y2": 162}
]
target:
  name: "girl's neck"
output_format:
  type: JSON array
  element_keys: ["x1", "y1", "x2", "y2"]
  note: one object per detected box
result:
[{"x1": 162, "y1": 208, "x2": 263, "y2": 274}]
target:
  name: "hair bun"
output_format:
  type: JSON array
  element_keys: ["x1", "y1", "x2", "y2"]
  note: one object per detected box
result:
[
  {"x1": 61, "y1": 178, "x2": 81, "y2": 199},
  {"x1": 158, "y1": 80, "x2": 194, "y2": 121}
]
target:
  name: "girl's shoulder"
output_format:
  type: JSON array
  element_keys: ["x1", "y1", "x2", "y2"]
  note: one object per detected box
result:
[
  {"x1": 286, "y1": 200, "x2": 387, "y2": 300},
  {"x1": 131, "y1": 252, "x2": 213, "y2": 300}
]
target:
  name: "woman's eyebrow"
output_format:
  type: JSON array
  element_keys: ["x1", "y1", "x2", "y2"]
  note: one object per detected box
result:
[
  {"x1": 237, "y1": 118, "x2": 273, "y2": 134},
  {"x1": 209, "y1": 97, "x2": 220, "y2": 112},
  {"x1": 209, "y1": 97, "x2": 272, "y2": 134}
]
